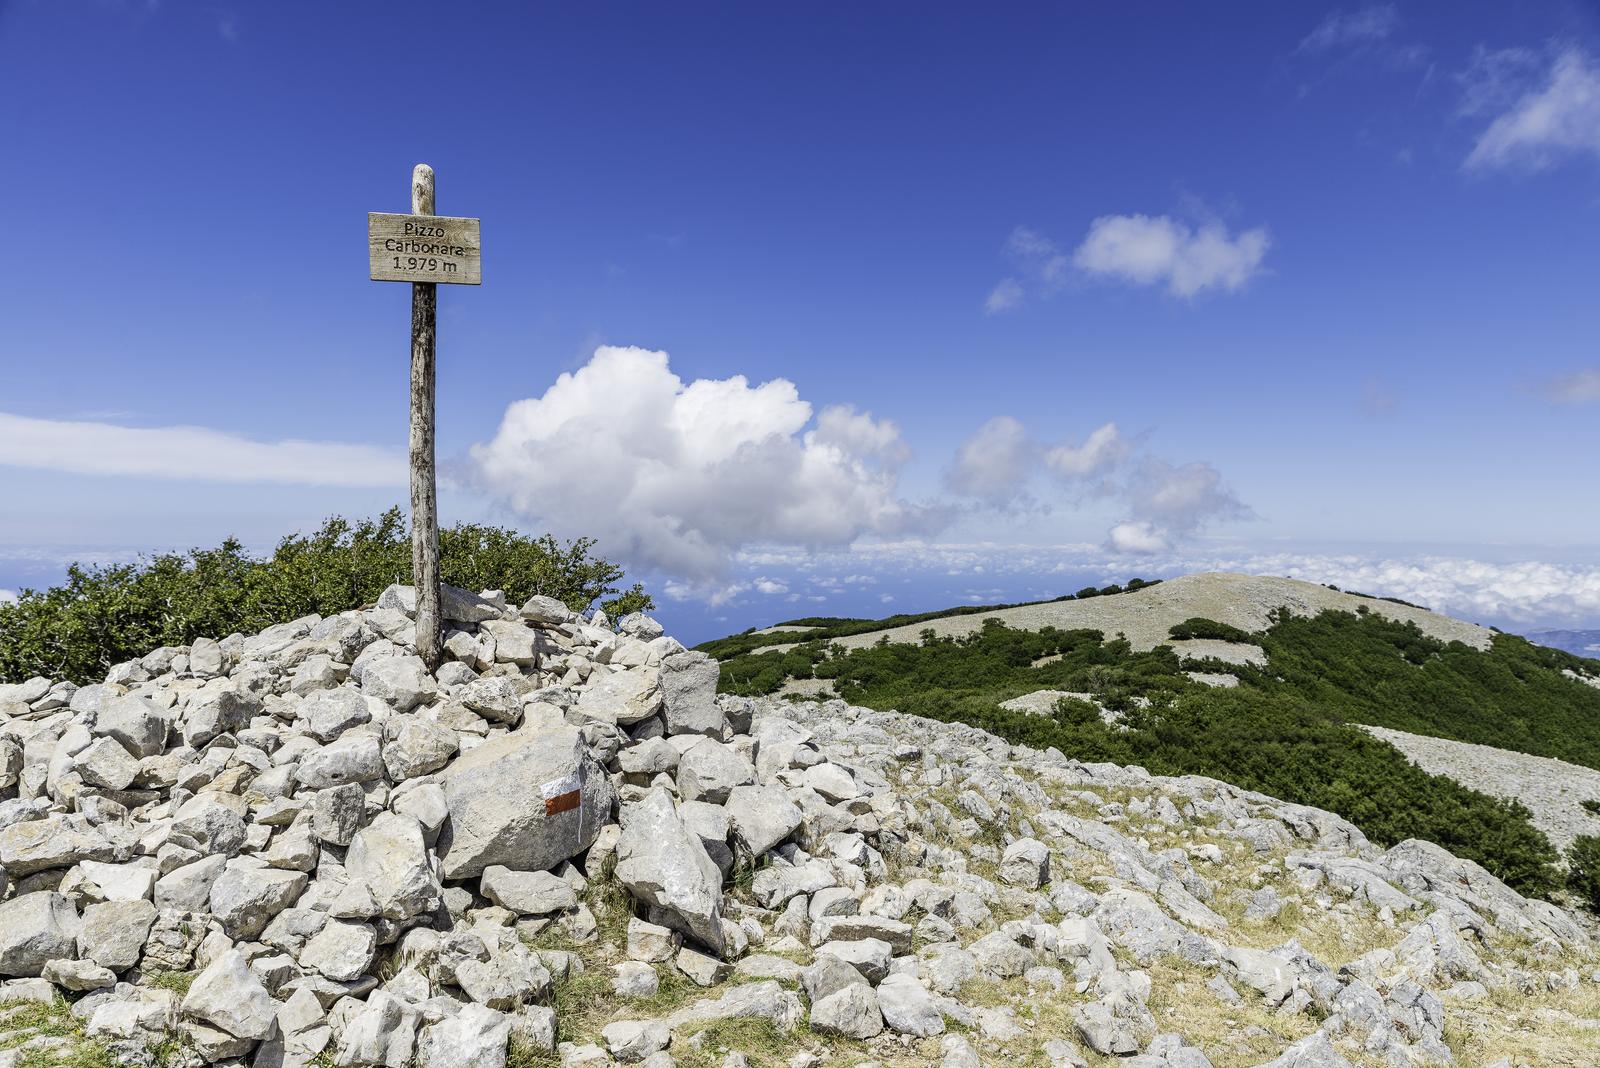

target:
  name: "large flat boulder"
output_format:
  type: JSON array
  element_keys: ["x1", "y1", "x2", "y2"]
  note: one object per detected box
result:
[
  {"x1": 614, "y1": 788, "x2": 725, "y2": 955},
  {"x1": 438, "y1": 727, "x2": 614, "y2": 880}
]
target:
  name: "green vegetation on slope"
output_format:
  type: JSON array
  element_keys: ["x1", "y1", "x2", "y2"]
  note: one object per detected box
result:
[
  {"x1": 1236, "y1": 607, "x2": 1600, "y2": 770},
  {"x1": 1168, "y1": 617, "x2": 1255, "y2": 643},
  {"x1": 703, "y1": 611, "x2": 1589, "y2": 896},
  {"x1": 0, "y1": 509, "x2": 652, "y2": 685}
]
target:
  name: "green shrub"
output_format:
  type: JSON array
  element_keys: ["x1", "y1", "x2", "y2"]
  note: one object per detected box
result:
[
  {"x1": 0, "y1": 508, "x2": 651, "y2": 685},
  {"x1": 1567, "y1": 835, "x2": 1600, "y2": 911},
  {"x1": 1168, "y1": 617, "x2": 1255, "y2": 643}
]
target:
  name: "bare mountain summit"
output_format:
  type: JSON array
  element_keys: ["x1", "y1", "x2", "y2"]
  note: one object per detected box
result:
[{"x1": 810, "y1": 572, "x2": 1492, "y2": 656}]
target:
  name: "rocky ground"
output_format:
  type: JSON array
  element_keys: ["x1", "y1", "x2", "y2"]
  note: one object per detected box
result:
[{"x1": 0, "y1": 588, "x2": 1593, "y2": 1068}]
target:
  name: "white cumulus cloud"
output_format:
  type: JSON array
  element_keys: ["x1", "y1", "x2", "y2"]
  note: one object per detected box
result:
[
  {"x1": 0, "y1": 589, "x2": 17, "y2": 606},
  {"x1": 1072, "y1": 214, "x2": 1271, "y2": 298},
  {"x1": 0, "y1": 412, "x2": 404, "y2": 486},
  {"x1": 1465, "y1": 48, "x2": 1600, "y2": 170},
  {"x1": 944, "y1": 416, "x2": 1037, "y2": 507},
  {"x1": 1044, "y1": 422, "x2": 1132, "y2": 478},
  {"x1": 1119, "y1": 458, "x2": 1249, "y2": 550},
  {"x1": 470, "y1": 346, "x2": 926, "y2": 580},
  {"x1": 1107, "y1": 521, "x2": 1170, "y2": 554}
]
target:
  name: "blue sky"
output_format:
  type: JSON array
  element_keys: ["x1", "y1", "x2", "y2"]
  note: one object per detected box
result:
[{"x1": 3, "y1": 1, "x2": 1600, "y2": 643}]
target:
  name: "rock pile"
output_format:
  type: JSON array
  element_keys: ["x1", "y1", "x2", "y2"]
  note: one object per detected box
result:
[{"x1": 0, "y1": 588, "x2": 1594, "y2": 1068}]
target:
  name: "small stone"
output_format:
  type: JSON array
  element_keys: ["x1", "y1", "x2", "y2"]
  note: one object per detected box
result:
[
  {"x1": 601, "y1": 1019, "x2": 671, "y2": 1063},
  {"x1": 612, "y1": 961, "x2": 660, "y2": 998},
  {"x1": 481, "y1": 866, "x2": 578, "y2": 915},
  {"x1": 809, "y1": 981, "x2": 883, "y2": 1039}
]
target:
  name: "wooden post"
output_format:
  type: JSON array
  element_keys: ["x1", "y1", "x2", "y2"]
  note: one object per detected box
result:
[{"x1": 408, "y1": 164, "x2": 442, "y2": 669}]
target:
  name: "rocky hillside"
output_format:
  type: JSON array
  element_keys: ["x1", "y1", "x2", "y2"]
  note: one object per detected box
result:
[
  {"x1": 740, "y1": 574, "x2": 1492, "y2": 660},
  {"x1": 0, "y1": 590, "x2": 1595, "y2": 1068}
]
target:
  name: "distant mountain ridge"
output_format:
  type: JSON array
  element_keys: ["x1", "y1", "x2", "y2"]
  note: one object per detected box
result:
[{"x1": 1528, "y1": 629, "x2": 1600, "y2": 659}]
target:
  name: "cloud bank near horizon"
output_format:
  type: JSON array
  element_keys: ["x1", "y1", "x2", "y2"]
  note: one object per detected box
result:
[
  {"x1": 694, "y1": 541, "x2": 1600, "y2": 631},
  {"x1": 0, "y1": 412, "x2": 405, "y2": 487}
]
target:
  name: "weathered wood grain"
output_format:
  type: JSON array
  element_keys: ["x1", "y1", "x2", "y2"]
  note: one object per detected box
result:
[{"x1": 409, "y1": 163, "x2": 442, "y2": 669}]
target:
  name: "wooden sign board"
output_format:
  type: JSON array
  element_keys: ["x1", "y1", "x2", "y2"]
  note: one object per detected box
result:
[{"x1": 368, "y1": 213, "x2": 481, "y2": 285}]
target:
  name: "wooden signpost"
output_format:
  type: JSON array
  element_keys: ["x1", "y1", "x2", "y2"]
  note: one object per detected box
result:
[{"x1": 369, "y1": 164, "x2": 481, "y2": 668}]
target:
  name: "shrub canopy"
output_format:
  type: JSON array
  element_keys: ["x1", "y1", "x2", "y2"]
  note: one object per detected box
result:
[{"x1": 0, "y1": 508, "x2": 651, "y2": 685}]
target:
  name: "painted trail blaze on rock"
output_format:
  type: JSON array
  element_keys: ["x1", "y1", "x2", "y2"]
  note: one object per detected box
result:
[
  {"x1": 542, "y1": 771, "x2": 582, "y2": 816},
  {"x1": 437, "y1": 726, "x2": 614, "y2": 880}
]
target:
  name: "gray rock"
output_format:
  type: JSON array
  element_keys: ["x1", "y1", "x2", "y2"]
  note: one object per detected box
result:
[
  {"x1": 418, "y1": 1003, "x2": 512, "y2": 1068},
  {"x1": 725, "y1": 784, "x2": 803, "y2": 857},
  {"x1": 77, "y1": 899, "x2": 156, "y2": 971},
  {"x1": 313, "y1": 782, "x2": 367, "y2": 846},
  {"x1": 335, "y1": 989, "x2": 419, "y2": 1067},
  {"x1": 1223, "y1": 946, "x2": 1294, "y2": 1007},
  {"x1": 1253, "y1": 1032, "x2": 1353, "y2": 1068},
  {"x1": 676, "y1": 738, "x2": 755, "y2": 804},
  {"x1": 611, "y1": 961, "x2": 660, "y2": 998},
  {"x1": 438, "y1": 727, "x2": 614, "y2": 880},
  {"x1": 809, "y1": 981, "x2": 883, "y2": 1038},
  {"x1": 295, "y1": 732, "x2": 385, "y2": 789},
  {"x1": 801, "y1": 954, "x2": 867, "y2": 1004},
  {"x1": 576, "y1": 668, "x2": 663, "y2": 726},
  {"x1": 183, "y1": 687, "x2": 259, "y2": 747},
  {"x1": 93, "y1": 696, "x2": 169, "y2": 757},
  {"x1": 361, "y1": 655, "x2": 438, "y2": 712},
  {"x1": 182, "y1": 949, "x2": 277, "y2": 1040},
  {"x1": 662, "y1": 980, "x2": 804, "y2": 1032},
  {"x1": 876, "y1": 973, "x2": 945, "y2": 1037},
  {"x1": 999, "y1": 837, "x2": 1050, "y2": 888},
  {"x1": 818, "y1": 938, "x2": 893, "y2": 983},
  {"x1": 300, "y1": 687, "x2": 371, "y2": 741},
  {"x1": 456, "y1": 945, "x2": 551, "y2": 1009},
  {"x1": 615, "y1": 788, "x2": 725, "y2": 954},
  {"x1": 601, "y1": 1019, "x2": 671, "y2": 1063},
  {"x1": 75, "y1": 735, "x2": 142, "y2": 790},
  {"x1": 42, "y1": 957, "x2": 115, "y2": 991},
  {"x1": 660, "y1": 652, "x2": 723, "y2": 737},
  {"x1": 519, "y1": 596, "x2": 573, "y2": 627},
  {"x1": 459, "y1": 676, "x2": 525, "y2": 724},
  {"x1": 346, "y1": 811, "x2": 441, "y2": 922},
  {"x1": 382, "y1": 715, "x2": 459, "y2": 780},
  {"x1": 619, "y1": 737, "x2": 679, "y2": 778},
  {"x1": 209, "y1": 864, "x2": 307, "y2": 939},
  {"x1": 171, "y1": 793, "x2": 248, "y2": 855},
  {"x1": 627, "y1": 918, "x2": 681, "y2": 963},
  {"x1": 299, "y1": 919, "x2": 377, "y2": 981},
  {"x1": 481, "y1": 866, "x2": 577, "y2": 915},
  {"x1": 0, "y1": 817, "x2": 116, "y2": 875},
  {"x1": 155, "y1": 854, "x2": 226, "y2": 912},
  {"x1": 0, "y1": 893, "x2": 79, "y2": 977},
  {"x1": 810, "y1": 915, "x2": 913, "y2": 956},
  {"x1": 76, "y1": 860, "x2": 155, "y2": 902},
  {"x1": 381, "y1": 582, "x2": 502, "y2": 624}
]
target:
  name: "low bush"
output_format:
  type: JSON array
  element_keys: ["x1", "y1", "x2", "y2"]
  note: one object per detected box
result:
[{"x1": 0, "y1": 508, "x2": 651, "y2": 685}]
